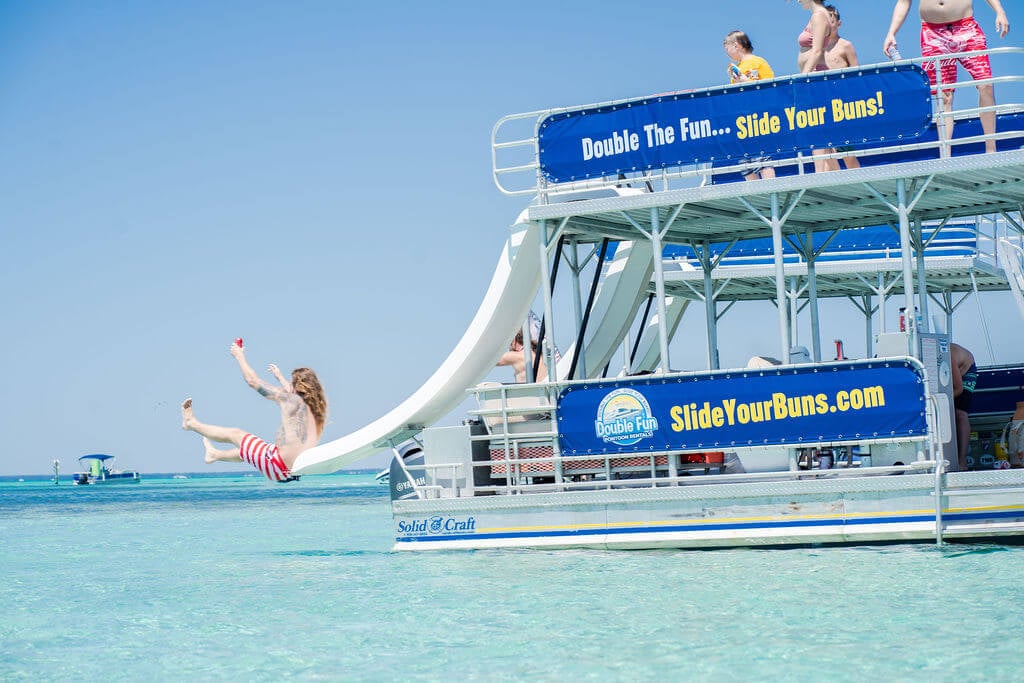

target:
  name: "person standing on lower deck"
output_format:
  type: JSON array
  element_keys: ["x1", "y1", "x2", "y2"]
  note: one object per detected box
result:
[
  {"x1": 497, "y1": 330, "x2": 547, "y2": 383},
  {"x1": 951, "y1": 342, "x2": 978, "y2": 470},
  {"x1": 883, "y1": 0, "x2": 1010, "y2": 154}
]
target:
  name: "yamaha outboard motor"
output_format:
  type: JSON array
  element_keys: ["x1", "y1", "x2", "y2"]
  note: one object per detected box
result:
[{"x1": 389, "y1": 442, "x2": 425, "y2": 501}]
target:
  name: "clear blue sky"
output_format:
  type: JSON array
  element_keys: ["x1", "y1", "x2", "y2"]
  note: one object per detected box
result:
[{"x1": 2, "y1": 1, "x2": 1020, "y2": 475}]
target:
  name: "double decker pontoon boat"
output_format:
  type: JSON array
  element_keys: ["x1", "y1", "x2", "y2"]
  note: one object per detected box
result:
[{"x1": 293, "y1": 49, "x2": 1024, "y2": 551}]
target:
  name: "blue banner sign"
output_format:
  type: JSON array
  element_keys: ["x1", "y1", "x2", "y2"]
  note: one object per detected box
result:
[
  {"x1": 557, "y1": 360, "x2": 928, "y2": 456},
  {"x1": 538, "y1": 65, "x2": 932, "y2": 183}
]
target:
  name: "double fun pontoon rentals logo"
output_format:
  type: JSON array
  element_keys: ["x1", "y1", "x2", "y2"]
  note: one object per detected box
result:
[{"x1": 594, "y1": 388, "x2": 658, "y2": 446}]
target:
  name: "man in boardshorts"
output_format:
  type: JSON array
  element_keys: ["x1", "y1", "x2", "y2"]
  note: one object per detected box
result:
[
  {"x1": 182, "y1": 341, "x2": 327, "y2": 482},
  {"x1": 884, "y1": 0, "x2": 1010, "y2": 154}
]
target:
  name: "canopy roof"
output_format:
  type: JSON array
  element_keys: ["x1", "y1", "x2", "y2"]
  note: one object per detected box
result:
[{"x1": 78, "y1": 454, "x2": 114, "y2": 462}]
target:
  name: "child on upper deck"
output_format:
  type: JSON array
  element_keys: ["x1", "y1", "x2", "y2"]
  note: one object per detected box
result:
[
  {"x1": 725, "y1": 30, "x2": 775, "y2": 84},
  {"x1": 724, "y1": 30, "x2": 776, "y2": 181}
]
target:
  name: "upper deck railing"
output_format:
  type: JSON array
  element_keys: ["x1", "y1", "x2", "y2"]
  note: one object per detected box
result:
[
  {"x1": 663, "y1": 216, "x2": 1016, "y2": 269},
  {"x1": 492, "y1": 48, "x2": 1024, "y2": 199}
]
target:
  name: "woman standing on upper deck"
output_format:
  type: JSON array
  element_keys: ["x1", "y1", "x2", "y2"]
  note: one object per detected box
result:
[
  {"x1": 794, "y1": 0, "x2": 838, "y2": 172},
  {"x1": 795, "y1": 0, "x2": 832, "y2": 73}
]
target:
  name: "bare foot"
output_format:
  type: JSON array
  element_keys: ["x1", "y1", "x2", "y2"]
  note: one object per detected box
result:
[
  {"x1": 203, "y1": 437, "x2": 218, "y2": 464},
  {"x1": 181, "y1": 398, "x2": 194, "y2": 430}
]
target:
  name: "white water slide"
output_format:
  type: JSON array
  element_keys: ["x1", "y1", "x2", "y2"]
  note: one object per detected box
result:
[
  {"x1": 630, "y1": 296, "x2": 689, "y2": 373},
  {"x1": 293, "y1": 214, "x2": 543, "y2": 475},
  {"x1": 999, "y1": 237, "x2": 1024, "y2": 320},
  {"x1": 293, "y1": 214, "x2": 667, "y2": 475}
]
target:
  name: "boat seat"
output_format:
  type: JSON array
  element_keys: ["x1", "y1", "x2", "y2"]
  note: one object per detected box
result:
[{"x1": 475, "y1": 382, "x2": 553, "y2": 434}]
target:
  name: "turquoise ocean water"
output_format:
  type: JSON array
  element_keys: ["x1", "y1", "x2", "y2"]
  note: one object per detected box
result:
[{"x1": 3, "y1": 472, "x2": 1024, "y2": 682}]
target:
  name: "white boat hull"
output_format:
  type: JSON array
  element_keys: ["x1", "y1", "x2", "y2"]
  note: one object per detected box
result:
[{"x1": 392, "y1": 470, "x2": 1024, "y2": 551}]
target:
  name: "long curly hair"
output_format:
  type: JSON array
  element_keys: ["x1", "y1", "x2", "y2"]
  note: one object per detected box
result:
[{"x1": 292, "y1": 367, "x2": 327, "y2": 437}]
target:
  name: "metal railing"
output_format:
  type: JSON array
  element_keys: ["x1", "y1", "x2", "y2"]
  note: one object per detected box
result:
[
  {"x1": 402, "y1": 450, "x2": 942, "y2": 499},
  {"x1": 445, "y1": 379, "x2": 941, "y2": 498},
  {"x1": 492, "y1": 48, "x2": 1024, "y2": 198}
]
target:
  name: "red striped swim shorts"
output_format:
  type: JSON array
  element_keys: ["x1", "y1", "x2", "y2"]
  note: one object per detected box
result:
[{"x1": 240, "y1": 433, "x2": 299, "y2": 482}]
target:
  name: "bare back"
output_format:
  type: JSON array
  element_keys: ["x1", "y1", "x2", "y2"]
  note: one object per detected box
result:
[
  {"x1": 950, "y1": 342, "x2": 976, "y2": 396},
  {"x1": 274, "y1": 392, "x2": 320, "y2": 466},
  {"x1": 498, "y1": 346, "x2": 547, "y2": 383},
  {"x1": 826, "y1": 38, "x2": 858, "y2": 69}
]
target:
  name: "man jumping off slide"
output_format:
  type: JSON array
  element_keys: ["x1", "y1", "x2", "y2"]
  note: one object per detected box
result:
[{"x1": 181, "y1": 340, "x2": 328, "y2": 482}]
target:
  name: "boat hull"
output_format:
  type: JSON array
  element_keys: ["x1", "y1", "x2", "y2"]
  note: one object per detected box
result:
[
  {"x1": 392, "y1": 470, "x2": 1024, "y2": 551},
  {"x1": 72, "y1": 472, "x2": 141, "y2": 485}
]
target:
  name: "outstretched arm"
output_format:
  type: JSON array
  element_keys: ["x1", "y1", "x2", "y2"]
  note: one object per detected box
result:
[
  {"x1": 268, "y1": 364, "x2": 293, "y2": 392},
  {"x1": 496, "y1": 351, "x2": 520, "y2": 367},
  {"x1": 230, "y1": 343, "x2": 285, "y2": 401},
  {"x1": 883, "y1": 0, "x2": 913, "y2": 55}
]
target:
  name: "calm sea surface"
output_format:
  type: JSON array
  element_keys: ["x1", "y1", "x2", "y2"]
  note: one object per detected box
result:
[{"x1": 2, "y1": 472, "x2": 1023, "y2": 682}]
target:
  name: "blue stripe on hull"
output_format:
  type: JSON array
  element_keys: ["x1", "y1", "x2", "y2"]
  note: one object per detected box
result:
[{"x1": 394, "y1": 508, "x2": 1024, "y2": 545}]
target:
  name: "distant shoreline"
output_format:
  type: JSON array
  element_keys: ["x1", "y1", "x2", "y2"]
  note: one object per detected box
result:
[{"x1": 0, "y1": 469, "x2": 378, "y2": 482}]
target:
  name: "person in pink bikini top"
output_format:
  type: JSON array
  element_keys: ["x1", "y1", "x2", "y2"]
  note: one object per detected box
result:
[
  {"x1": 795, "y1": 0, "x2": 833, "y2": 73},
  {"x1": 793, "y1": 0, "x2": 839, "y2": 172}
]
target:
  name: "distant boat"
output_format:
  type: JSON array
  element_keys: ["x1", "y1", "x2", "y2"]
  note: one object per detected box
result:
[
  {"x1": 375, "y1": 468, "x2": 390, "y2": 485},
  {"x1": 72, "y1": 454, "x2": 141, "y2": 485},
  {"x1": 172, "y1": 474, "x2": 189, "y2": 480}
]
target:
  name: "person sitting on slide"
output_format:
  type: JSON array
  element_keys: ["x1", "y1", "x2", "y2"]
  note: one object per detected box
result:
[
  {"x1": 497, "y1": 330, "x2": 547, "y2": 383},
  {"x1": 181, "y1": 340, "x2": 328, "y2": 482}
]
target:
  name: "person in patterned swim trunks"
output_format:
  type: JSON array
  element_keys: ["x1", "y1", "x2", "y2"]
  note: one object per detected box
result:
[
  {"x1": 182, "y1": 341, "x2": 327, "y2": 482},
  {"x1": 951, "y1": 342, "x2": 978, "y2": 470},
  {"x1": 884, "y1": 0, "x2": 1010, "y2": 154}
]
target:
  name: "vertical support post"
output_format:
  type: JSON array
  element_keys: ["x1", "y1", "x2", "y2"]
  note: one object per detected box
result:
[
  {"x1": 650, "y1": 207, "x2": 672, "y2": 373},
  {"x1": 521, "y1": 318, "x2": 534, "y2": 384},
  {"x1": 878, "y1": 272, "x2": 887, "y2": 333},
  {"x1": 534, "y1": 221, "x2": 563, "y2": 486},
  {"x1": 934, "y1": 64, "x2": 951, "y2": 159},
  {"x1": 537, "y1": 221, "x2": 557, "y2": 382},
  {"x1": 896, "y1": 179, "x2": 919, "y2": 355},
  {"x1": 701, "y1": 240, "x2": 719, "y2": 370},
  {"x1": 945, "y1": 292, "x2": 954, "y2": 340},
  {"x1": 806, "y1": 229, "x2": 822, "y2": 362},
  {"x1": 567, "y1": 238, "x2": 586, "y2": 378},
  {"x1": 934, "y1": 457, "x2": 945, "y2": 548},
  {"x1": 914, "y1": 219, "x2": 930, "y2": 333},
  {"x1": 771, "y1": 193, "x2": 790, "y2": 363},
  {"x1": 863, "y1": 295, "x2": 873, "y2": 357},
  {"x1": 789, "y1": 276, "x2": 799, "y2": 352}
]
